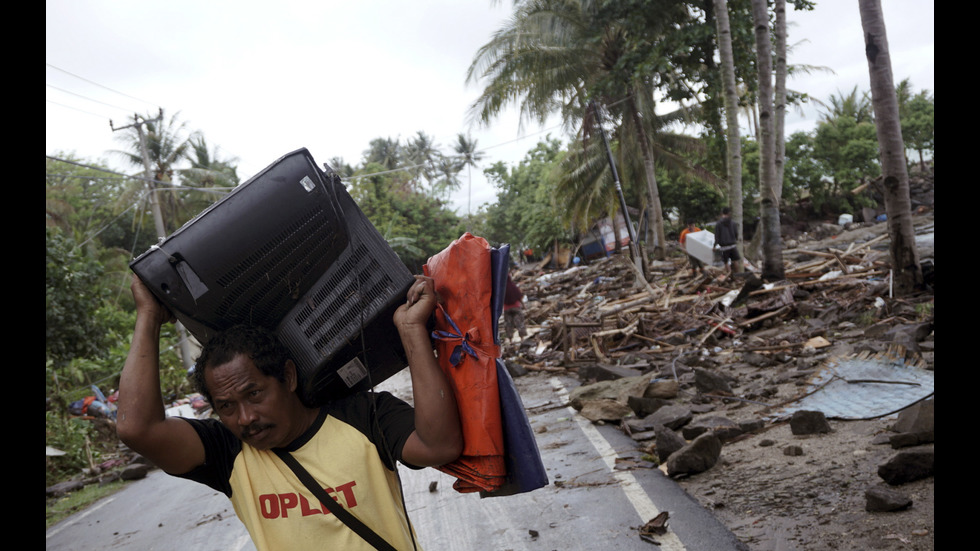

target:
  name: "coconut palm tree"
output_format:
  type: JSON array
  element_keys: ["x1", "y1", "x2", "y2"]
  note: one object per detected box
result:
[
  {"x1": 467, "y1": 0, "x2": 701, "y2": 260},
  {"x1": 858, "y1": 0, "x2": 923, "y2": 295},
  {"x1": 714, "y1": 0, "x2": 745, "y2": 251},
  {"x1": 403, "y1": 131, "x2": 441, "y2": 190},
  {"x1": 363, "y1": 137, "x2": 402, "y2": 171},
  {"x1": 752, "y1": 0, "x2": 785, "y2": 280},
  {"x1": 177, "y1": 135, "x2": 240, "y2": 219},
  {"x1": 110, "y1": 109, "x2": 196, "y2": 236},
  {"x1": 453, "y1": 133, "x2": 485, "y2": 215}
]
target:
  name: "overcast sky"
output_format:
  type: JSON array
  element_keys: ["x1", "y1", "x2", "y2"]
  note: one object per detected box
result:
[{"x1": 46, "y1": 0, "x2": 934, "y2": 215}]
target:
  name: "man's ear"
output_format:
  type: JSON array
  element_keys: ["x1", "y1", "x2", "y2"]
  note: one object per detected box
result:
[{"x1": 284, "y1": 359, "x2": 298, "y2": 392}]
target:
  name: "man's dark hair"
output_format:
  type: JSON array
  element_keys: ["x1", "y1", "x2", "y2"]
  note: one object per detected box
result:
[
  {"x1": 193, "y1": 324, "x2": 291, "y2": 406},
  {"x1": 721, "y1": 207, "x2": 731, "y2": 215}
]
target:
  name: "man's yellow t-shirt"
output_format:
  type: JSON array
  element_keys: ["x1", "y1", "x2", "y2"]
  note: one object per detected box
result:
[{"x1": 174, "y1": 391, "x2": 421, "y2": 551}]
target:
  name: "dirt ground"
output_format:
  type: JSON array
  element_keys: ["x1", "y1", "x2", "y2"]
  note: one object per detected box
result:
[{"x1": 669, "y1": 362, "x2": 934, "y2": 551}]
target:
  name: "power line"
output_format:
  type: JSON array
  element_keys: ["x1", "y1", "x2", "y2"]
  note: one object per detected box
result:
[
  {"x1": 46, "y1": 65, "x2": 570, "y2": 192},
  {"x1": 46, "y1": 83, "x2": 135, "y2": 114},
  {"x1": 46, "y1": 155, "x2": 233, "y2": 192},
  {"x1": 46, "y1": 98, "x2": 114, "y2": 120},
  {"x1": 47, "y1": 62, "x2": 159, "y2": 109}
]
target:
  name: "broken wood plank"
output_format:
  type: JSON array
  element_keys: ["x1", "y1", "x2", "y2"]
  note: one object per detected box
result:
[{"x1": 737, "y1": 305, "x2": 792, "y2": 327}]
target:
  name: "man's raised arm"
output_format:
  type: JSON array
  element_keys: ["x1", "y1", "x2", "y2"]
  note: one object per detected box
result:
[
  {"x1": 115, "y1": 276, "x2": 205, "y2": 474},
  {"x1": 393, "y1": 275, "x2": 463, "y2": 467}
]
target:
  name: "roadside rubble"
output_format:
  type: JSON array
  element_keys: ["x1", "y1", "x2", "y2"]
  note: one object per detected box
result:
[
  {"x1": 46, "y1": 393, "x2": 213, "y2": 499},
  {"x1": 502, "y1": 208, "x2": 934, "y2": 549}
]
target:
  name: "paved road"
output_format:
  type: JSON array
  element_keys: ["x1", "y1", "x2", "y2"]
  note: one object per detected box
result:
[{"x1": 46, "y1": 370, "x2": 746, "y2": 550}]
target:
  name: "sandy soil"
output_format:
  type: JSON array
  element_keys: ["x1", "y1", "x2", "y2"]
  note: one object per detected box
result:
[{"x1": 670, "y1": 376, "x2": 934, "y2": 550}]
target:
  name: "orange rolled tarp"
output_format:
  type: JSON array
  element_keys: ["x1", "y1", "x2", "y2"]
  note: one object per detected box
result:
[{"x1": 423, "y1": 233, "x2": 506, "y2": 493}]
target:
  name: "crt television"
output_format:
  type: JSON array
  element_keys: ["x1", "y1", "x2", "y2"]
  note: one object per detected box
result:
[{"x1": 129, "y1": 148, "x2": 415, "y2": 405}]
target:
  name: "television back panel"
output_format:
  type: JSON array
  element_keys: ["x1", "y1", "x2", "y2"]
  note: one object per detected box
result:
[
  {"x1": 277, "y1": 177, "x2": 414, "y2": 404},
  {"x1": 130, "y1": 148, "x2": 414, "y2": 405}
]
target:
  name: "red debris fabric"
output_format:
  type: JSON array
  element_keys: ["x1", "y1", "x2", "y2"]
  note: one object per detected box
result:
[{"x1": 423, "y1": 233, "x2": 506, "y2": 493}]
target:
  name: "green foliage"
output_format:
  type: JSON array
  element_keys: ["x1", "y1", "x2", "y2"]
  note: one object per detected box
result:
[
  {"x1": 809, "y1": 116, "x2": 879, "y2": 213},
  {"x1": 347, "y1": 163, "x2": 465, "y2": 271},
  {"x1": 738, "y1": 137, "x2": 762, "y2": 221},
  {"x1": 900, "y1": 90, "x2": 934, "y2": 169},
  {"x1": 481, "y1": 138, "x2": 570, "y2": 256},
  {"x1": 782, "y1": 131, "x2": 823, "y2": 204},
  {"x1": 45, "y1": 227, "x2": 113, "y2": 370},
  {"x1": 46, "y1": 411, "x2": 100, "y2": 486},
  {"x1": 659, "y1": 173, "x2": 725, "y2": 230}
]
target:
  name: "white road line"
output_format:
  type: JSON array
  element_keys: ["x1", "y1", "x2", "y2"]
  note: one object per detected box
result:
[
  {"x1": 46, "y1": 497, "x2": 115, "y2": 539},
  {"x1": 550, "y1": 377, "x2": 687, "y2": 551}
]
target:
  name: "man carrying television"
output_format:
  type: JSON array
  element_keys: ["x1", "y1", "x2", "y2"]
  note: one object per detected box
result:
[{"x1": 117, "y1": 274, "x2": 462, "y2": 551}]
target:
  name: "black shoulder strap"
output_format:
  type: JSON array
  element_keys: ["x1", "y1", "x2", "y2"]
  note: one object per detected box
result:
[{"x1": 273, "y1": 448, "x2": 398, "y2": 551}]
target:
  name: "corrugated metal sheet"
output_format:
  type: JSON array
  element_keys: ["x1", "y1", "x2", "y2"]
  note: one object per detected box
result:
[{"x1": 771, "y1": 346, "x2": 934, "y2": 421}]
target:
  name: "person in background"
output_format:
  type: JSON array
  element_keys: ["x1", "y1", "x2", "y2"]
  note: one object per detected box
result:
[
  {"x1": 713, "y1": 207, "x2": 742, "y2": 274},
  {"x1": 679, "y1": 219, "x2": 707, "y2": 278},
  {"x1": 502, "y1": 273, "x2": 527, "y2": 344}
]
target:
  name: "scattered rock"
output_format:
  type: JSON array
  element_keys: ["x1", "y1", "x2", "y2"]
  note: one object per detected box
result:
[
  {"x1": 578, "y1": 398, "x2": 634, "y2": 422},
  {"x1": 681, "y1": 416, "x2": 744, "y2": 443},
  {"x1": 644, "y1": 404, "x2": 693, "y2": 431},
  {"x1": 865, "y1": 486, "x2": 913, "y2": 512},
  {"x1": 644, "y1": 379, "x2": 680, "y2": 399},
  {"x1": 783, "y1": 445, "x2": 804, "y2": 456},
  {"x1": 693, "y1": 368, "x2": 733, "y2": 396},
  {"x1": 654, "y1": 425, "x2": 687, "y2": 463},
  {"x1": 878, "y1": 447, "x2": 934, "y2": 485},
  {"x1": 889, "y1": 430, "x2": 934, "y2": 449},
  {"x1": 627, "y1": 395, "x2": 670, "y2": 418},
  {"x1": 890, "y1": 398, "x2": 934, "y2": 434},
  {"x1": 120, "y1": 463, "x2": 151, "y2": 481},
  {"x1": 790, "y1": 410, "x2": 832, "y2": 435},
  {"x1": 666, "y1": 432, "x2": 722, "y2": 477}
]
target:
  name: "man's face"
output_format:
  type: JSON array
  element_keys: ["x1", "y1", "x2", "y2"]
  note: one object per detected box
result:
[{"x1": 205, "y1": 354, "x2": 302, "y2": 449}]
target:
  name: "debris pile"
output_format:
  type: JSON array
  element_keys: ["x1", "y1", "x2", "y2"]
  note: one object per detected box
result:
[{"x1": 502, "y1": 210, "x2": 934, "y2": 542}]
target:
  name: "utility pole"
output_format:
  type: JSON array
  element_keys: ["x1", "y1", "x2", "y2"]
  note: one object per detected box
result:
[
  {"x1": 111, "y1": 109, "x2": 196, "y2": 371},
  {"x1": 590, "y1": 100, "x2": 645, "y2": 280},
  {"x1": 112, "y1": 109, "x2": 166, "y2": 238}
]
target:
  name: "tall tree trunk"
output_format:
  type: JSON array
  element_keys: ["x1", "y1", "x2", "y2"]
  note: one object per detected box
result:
[
  {"x1": 626, "y1": 97, "x2": 667, "y2": 261},
  {"x1": 713, "y1": 0, "x2": 744, "y2": 261},
  {"x1": 752, "y1": 0, "x2": 785, "y2": 280},
  {"x1": 858, "y1": 0, "x2": 923, "y2": 295},
  {"x1": 773, "y1": 0, "x2": 787, "y2": 202}
]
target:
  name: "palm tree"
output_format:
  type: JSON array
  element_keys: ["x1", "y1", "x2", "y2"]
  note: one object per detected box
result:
[
  {"x1": 713, "y1": 0, "x2": 744, "y2": 255},
  {"x1": 858, "y1": 0, "x2": 923, "y2": 295},
  {"x1": 554, "y1": 136, "x2": 620, "y2": 236},
  {"x1": 453, "y1": 133, "x2": 485, "y2": 215},
  {"x1": 111, "y1": 109, "x2": 196, "y2": 236},
  {"x1": 821, "y1": 86, "x2": 874, "y2": 124},
  {"x1": 751, "y1": 0, "x2": 785, "y2": 279},
  {"x1": 110, "y1": 108, "x2": 197, "y2": 370},
  {"x1": 363, "y1": 137, "x2": 402, "y2": 171},
  {"x1": 178, "y1": 135, "x2": 240, "y2": 219},
  {"x1": 466, "y1": 0, "x2": 698, "y2": 261},
  {"x1": 773, "y1": 0, "x2": 788, "y2": 203},
  {"x1": 403, "y1": 131, "x2": 441, "y2": 190},
  {"x1": 432, "y1": 156, "x2": 464, "y2": 199}
]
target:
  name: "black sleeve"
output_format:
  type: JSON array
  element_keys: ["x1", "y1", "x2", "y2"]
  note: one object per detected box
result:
[
  {"x1": 170, "y1": 417, "x2": 241, "y2": 497},
  {"x1": 328, "y1": 391, "x2": 418, "y2": 471}
]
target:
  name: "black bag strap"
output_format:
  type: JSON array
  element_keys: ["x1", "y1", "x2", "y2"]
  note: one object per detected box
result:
[{"x1": 273, "y1": 448, "x2": 398, "y2": 551}]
